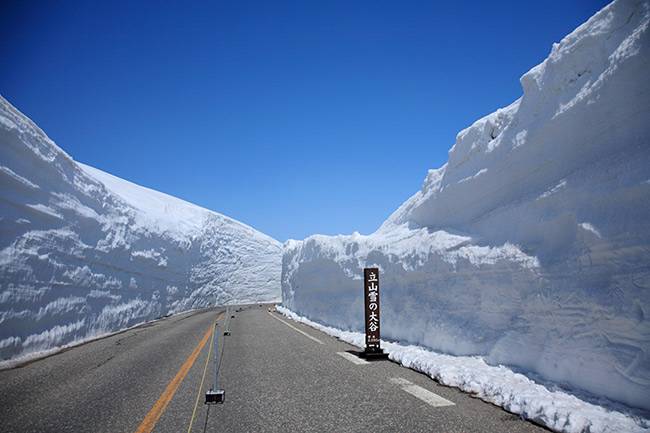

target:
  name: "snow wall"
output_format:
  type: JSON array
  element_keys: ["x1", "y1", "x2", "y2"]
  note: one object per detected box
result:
[
  {"x1": 282, "y1": 0, "x2": 650, "y2": 411},
  {"x1": 0, "y1": 96, "x2": 281, "y2": 362}
]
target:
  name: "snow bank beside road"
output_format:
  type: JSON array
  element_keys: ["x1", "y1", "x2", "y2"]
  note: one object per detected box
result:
[
  {"x1": 282, "y1": 0, "x2": 650, "y2": 414},
  {"x1": 0, "y1": 95, "x2": 281, "y2": 362},
  {"x1": 278, "y1": 306, "x2": 649, "y2": 433}
]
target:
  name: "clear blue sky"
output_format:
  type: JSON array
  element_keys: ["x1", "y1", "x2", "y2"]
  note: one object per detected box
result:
[{"x1": 0, "y1": 0, "x2": 609, "y2": 241}]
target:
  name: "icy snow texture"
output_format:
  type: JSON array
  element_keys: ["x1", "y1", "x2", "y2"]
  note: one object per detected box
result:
[
  {"x1": 282, "y1": 0, "x2": 650, "y2": 415},
  {"x1": 0, "y1": 96, "x2": 281, "y2": 362},
  {"x1": 278, "y1": 307, "x2": 649, "y2": 433}
]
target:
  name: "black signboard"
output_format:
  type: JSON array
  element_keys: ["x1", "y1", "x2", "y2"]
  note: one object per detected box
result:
[{"x1": 364, "y1": 267, "x2": 382, "y2": 353}]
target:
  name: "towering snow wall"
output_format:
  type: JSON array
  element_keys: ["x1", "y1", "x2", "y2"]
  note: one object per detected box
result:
[
  {"x1": 0, "y1": 96, "x2": 281, "y2": 362},
  {"x1": 282, "y1": 0, "x2": 650, "y2": 410}
]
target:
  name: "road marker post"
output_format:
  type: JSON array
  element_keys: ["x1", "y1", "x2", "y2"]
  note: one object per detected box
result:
[{"x1": 360, "y1": 267, "x2": 388, "y2": 360}]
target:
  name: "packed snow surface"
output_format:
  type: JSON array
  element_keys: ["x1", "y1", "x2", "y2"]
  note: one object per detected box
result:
[
  {"x1": 0, "y1": 96, "x2": 281, "y2": 363},
  {"x1": 278, "y1": 307, "x2": 649, "y2": 433},
  {"x1": 282, "y1": 0, "x2": 650, "y2": 419}
]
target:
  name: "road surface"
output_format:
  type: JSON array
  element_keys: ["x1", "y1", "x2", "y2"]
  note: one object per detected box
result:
[{"x1": 0, "y1": 304, "x2": 549, "y2": 433}]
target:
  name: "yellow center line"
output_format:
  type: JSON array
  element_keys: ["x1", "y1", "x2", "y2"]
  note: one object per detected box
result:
[{"x1": 134, "y1": 312, "x2": 223, "y2": 433}]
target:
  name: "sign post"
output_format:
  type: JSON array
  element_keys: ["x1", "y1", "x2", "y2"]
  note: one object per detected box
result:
[{"x1": 362, "y1": 267, "x2": 388, "y2": 359}]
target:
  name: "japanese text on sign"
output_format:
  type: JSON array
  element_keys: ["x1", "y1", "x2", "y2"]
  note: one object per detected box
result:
[{"x1": 363, "y1": 268, "x2": 381, "y2": 352}]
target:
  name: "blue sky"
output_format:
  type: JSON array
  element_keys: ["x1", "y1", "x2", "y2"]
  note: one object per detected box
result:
[{"x1": 0, "y1": 0, "x2": 609, "y2": 241}]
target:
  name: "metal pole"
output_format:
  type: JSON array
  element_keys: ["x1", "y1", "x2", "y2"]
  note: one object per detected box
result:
[
  {"x1": 215, "y1": 305, "x2": 226, "y2": 388},
  {"x1": 205, "y1": 319, "x2": 225, "y2": 404},
  {"x1": 214, "y1": 323, "x2": 219, "y2": 390}
]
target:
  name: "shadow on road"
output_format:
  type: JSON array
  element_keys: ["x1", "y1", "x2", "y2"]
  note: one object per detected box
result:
[{"x1": 202, "y1": 404, "x2": 211, "y2": 433}]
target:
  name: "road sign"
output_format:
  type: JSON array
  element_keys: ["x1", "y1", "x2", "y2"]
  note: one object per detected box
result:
[{"x1": 363, "y1": 267, "x2": 385, "y2": 357}]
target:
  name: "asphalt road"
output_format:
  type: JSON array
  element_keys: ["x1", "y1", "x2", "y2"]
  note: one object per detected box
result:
[{"x1": 0, "y1": 304, "x2": 549, "y2": 433}]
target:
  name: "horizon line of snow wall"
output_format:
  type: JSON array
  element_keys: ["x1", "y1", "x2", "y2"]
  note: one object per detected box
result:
[{"x1": 281, "y1": 0, "x2": 650, "y2": 412}]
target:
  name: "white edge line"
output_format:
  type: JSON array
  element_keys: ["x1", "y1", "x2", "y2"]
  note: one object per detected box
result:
[
  {"x1": 336, "y1": 351, "x2": 369, "y2": 365},
  {"x1": 390, "y1": 377, "x2": 455, "y2": 407},
  {"x1": 0, "y1": 307, "x2": 202, "y2": 370},
  {"x1": 268, "y1": 312, "x2": 324, "y2": 345}
]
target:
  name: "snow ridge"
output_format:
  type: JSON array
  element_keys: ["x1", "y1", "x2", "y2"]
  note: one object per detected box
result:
[
  {"x1": 0, "y1": 96, "x2": 282, "y2": 363},
  {"x1": 281, "y1": 0, "x2": 650, "y2": 425}
]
